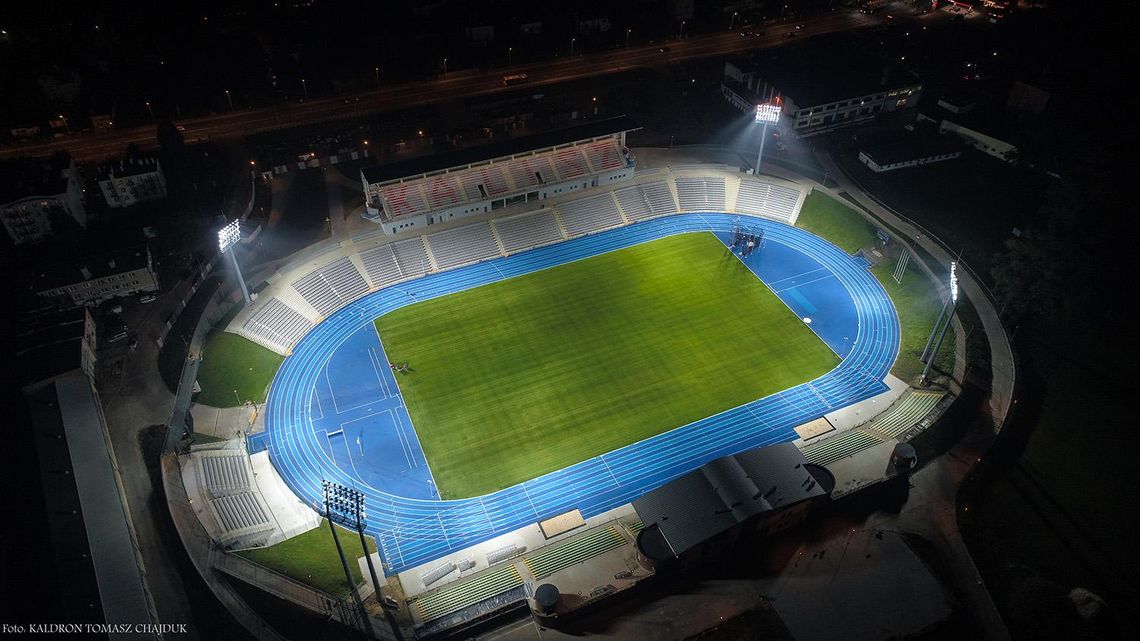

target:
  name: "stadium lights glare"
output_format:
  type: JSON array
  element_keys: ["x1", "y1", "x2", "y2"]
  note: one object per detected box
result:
[
  {"x1": 754, "y1": 103, "x2": 781, "y2": 124},
  {"x1": 217, "y1": 219, "x2": 241, "y2": 252},
  {"x1": 949, "y1": 261, "x2": 959, "y2": 304}
]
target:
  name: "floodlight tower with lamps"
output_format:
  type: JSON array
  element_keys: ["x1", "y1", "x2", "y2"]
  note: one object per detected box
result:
[
  {"x1": 920, "y1": 261, "x2": 959, "y2": 385},
  {"x1": 217, "y1": 219, "x2": 251, "y2": 304},
  {"x1": 753, "y1": 101, "x2": 781, "y2": 175}
]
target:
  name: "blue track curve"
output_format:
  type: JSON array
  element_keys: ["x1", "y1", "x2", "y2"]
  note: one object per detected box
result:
[{"x1": 261, "y1": 213, "x2": 900, "y2": 573}]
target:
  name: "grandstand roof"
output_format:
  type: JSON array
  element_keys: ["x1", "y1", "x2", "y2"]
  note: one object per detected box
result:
[
  {"x1": 729, "y1": 33, "x2": 921, "y2": 108},
  {"x1": 632, "y1": 442, "x2": 825, "y2": 557},
  {"x1": 361, "y1": 115, "x2": 639, "y2": 186}
]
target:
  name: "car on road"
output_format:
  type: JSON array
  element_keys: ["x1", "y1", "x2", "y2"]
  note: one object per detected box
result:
[
  {"x1": 139, "y1": 294, "x2": 156, "y2": 304},
  {"x1": 658, "y1": 46, "x2": 671, "y2": 53}
]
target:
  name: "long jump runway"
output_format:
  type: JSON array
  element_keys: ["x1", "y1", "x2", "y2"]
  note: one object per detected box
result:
[{"x1": 260, "y1": 213, "x2": 901, "y2": 573}]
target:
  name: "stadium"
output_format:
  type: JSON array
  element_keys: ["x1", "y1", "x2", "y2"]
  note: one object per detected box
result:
[{"x1": 180, "y1": 118, "x2": 958, "y2": 635}]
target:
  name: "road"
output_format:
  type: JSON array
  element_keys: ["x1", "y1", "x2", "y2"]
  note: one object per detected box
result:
[{"x1": 0, "y1": 11, "x2": 876, "y2": 163}]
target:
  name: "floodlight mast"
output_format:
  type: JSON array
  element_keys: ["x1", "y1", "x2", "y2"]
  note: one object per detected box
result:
[
  {"x1": 921, "y1": 261, "x2": 959, "y2": 386},
  {"x1": 753, "y1": 102, "x2": 780, "y2": 175},
  {"x1": 217, "y1": 219, "x2": 251, "y2": 303}
]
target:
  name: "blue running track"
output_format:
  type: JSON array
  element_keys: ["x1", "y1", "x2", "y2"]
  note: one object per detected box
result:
[{"x1": 258, "y1": 213, "x2": 900, "y2": 574}]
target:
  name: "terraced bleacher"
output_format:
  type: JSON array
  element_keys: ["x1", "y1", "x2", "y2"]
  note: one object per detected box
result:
[
  {"x1": 801, "y1": 429, "x2": 882, "y2": 466},
  {"x1": 392, "y1": 237, "x2": 431, "y2": 277},
  {"x1": 735, "y1": 179, "x2": 802, "y2": 224},
  {"x1": 413, "y1": 564, "x2": 523, "y2": 624},
  {"x1": 239, "y1": 298, "x2": 315, "y2": 354},
  {"x1": 291, "y1": 257, "x2": 371, "y2": 317},
  {"x1": 201, "y1": 454, "x2": 250, "y2": 497},
  {"x1": 626, "y1": 520, "x2": 645, "y2": 534},
  {"x1": 675, "y1": 176, "x2": 727, "y2": 212},
  {"x1": 379, "y1": 182, "x2": 428, "y2": 217},
  {"x1": 427, "y1": 222, "x2": 501, "y2": 270},
  {"x1": 474, "y1": 165, "x2": 510, "y2": 197},
  {"x1": 210, "y1": 491, "x2": 272, "y2": 535},
  {"x1": 556, "y1": 193, "x2": 624, "y2": 237},
  {"x1": 493, "y1": 210, "x2": 565, "y2": 254},
  {"x1": 523, "y1": 526, "x2": 626, "y2": 580},
  {"x1": 424, "y1": 175, "x2": 463, "y2": 210},
  {"x1": 583, "y1": 140, "x2": 625, "y2": 172},
  {"x1": 615, "y1": 181, "x2": 677, "y2": 221},
  {"x1": 552, "y1": 147, "x2": 590, "y2": 180},
  {"x1": 359, "y1": 244, "x2": 403, "y2": 289},
  {"x1": 509, "y1": 155, "x2": 554, "y2": 189},
  {"x1": 862, "y1": 390, "x2": 945, "y2": 439}
]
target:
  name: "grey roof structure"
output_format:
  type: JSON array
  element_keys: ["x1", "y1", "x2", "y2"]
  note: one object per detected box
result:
[
  {"x1": 633, "y1": 442, "x2": 826, "y2": 557},
  {"x1": 361, "y1": 115, "x2": 640, "y2": 185}
]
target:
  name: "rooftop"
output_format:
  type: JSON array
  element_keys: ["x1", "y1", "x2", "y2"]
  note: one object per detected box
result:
[
  {"x1": 0, "y1": 152, "x2": 73, "y2": 204},
  {"x1": 361, "y1": 115, "x2": 640, "y2": 185},
  {"x1": 30, "y1": 245, "x2": 151, "y2": 292},
  {"x1": 633, "y1": 442, "x2": 827, "y2": 557},
  {"x1": 729, "y1": 33, "x2": 921, "y2": 107},
  {"x1": 859, "y1": 128, "x2": 964, "y2": 166},
  {"x1": 98, "y1": 155, "x2": 162, "y2": 180}
]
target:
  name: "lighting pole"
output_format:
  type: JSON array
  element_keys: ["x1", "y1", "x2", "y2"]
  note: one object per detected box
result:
[
  {"x1": 570, "y1": 37, "x2": 576, "y2": 58},
  {"x1": 57, "y1": 114, "x2": 70, "y2": 134},
  {"x1": 781, "y1": 4, "x2": 788, "y2": 23},
  {"x1": 301, "y1": 78, "x2": 308, "y2": 99},
  {"x1": 233, "y1": 390, "x2": 240, "y2": 405},
  {"x1": 144, "y1": 101, "x2": 154, "y2": 122},
  {"x1": 218, "y1": 219, "x2": 251, "y2": 304},
  {"x1": 508, "y1": 47, "x2": 513, "y2": 65},
  {"x1": 374, "y1": 66, "x2": 380, "y2": 85},
  {"x1": 753, "y1": 102, "x2": 780, "y2": 175},
  {"x1": 921, "y1": 261, "x2": 959, "y2": 386},
  {"x1": 225, "y1": 89, "x2": 233, "y2": 111},
  {"x1": 731, "y1": 11, "x2": 739, "y2": 30},
  {"x1": 626, "y1": 28, "x2": 632, "y2": 48},
  {"x1": 442, "y1": 57, "x2": 448, "y2": 75},
  {"x1": 679, "y1": 21, "x2": 686, "y2": 40}
]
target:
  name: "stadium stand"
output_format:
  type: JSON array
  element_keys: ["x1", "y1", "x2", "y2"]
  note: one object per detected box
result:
[
  {"x1": 801, "y1": 429, "x2": 883, "y2": 466},
  {"x1": 735, "y1": 178, "x2": 802, "y2": 224},
  {"x1": 675, "y1": 177, "x2": 727, "y2": 211},
  {"x1": 238, "y1": 298, "x2": 315, "y2": 354},
  {"x1": 485, "y1": 543, "x2": 525, "y2": 565},
  {"x1": 860, "y1": 390, "x2": 945, "y2": 439},
  {"x1": 508, "y1": 155, "x2": 555, "y2": 189},
  {"x1": 426, "y1": 222, "x2": 501, "y2": 270},
  {"x1": 424, "y1": 175, "x2": 464, "y2": 211},
  {"x1": 524, "y1": 526, "x2": 626, "y2": 580},
  {"x1": 413, "y1": 564, "x2": 524, "y2": 624},
  {"x1": 421, "y1": 561, "x2": 458, "y2": 588},
  {"x1": 556, "y1": 193, "x2": 625, "y2": 237},
  {"x1": 552, "y1": 147, "x2": 590, "y2": 181},
  {"x1": 492, "y1": 211, "x2": 565, "y2": 254},
  {"x1": 379, "y1": 182, "x2": 429, "y2": 218},
  {"x1": 291, "y1": 257, "x2": 371, "y2": 317},
  {"x1": 208, "y1": 492, "x2": 273, "y2": 539},
  {"x1": 583, "y1": 140, "x2": 626, "y2": 173},
  {"x1": 358, "y1": 244, "x2": 404, "y2": 289},
  {"x1": 614, "y1": 181, "x2": 678, "y2": 221},
  {"x1": 200, "y1": 453, "x2": 251, "y2": 497},
  {"x1": 392, "y1": 237, "x2": 432, "y2": 277}
]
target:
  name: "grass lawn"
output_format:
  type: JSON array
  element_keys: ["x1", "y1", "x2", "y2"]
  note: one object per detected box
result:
[
  {"x1": 237, "y1": 520, "x2": 377, "y2": 596},
  {"x1": 195, "y1": 331, "x2": 284, "y2": 407},
  {"x1": 375, "y1": 232, "x2": 838, "y2": 499},
  {"x1": 798, "y1": 191, "x2": 954, "y2": 381}
]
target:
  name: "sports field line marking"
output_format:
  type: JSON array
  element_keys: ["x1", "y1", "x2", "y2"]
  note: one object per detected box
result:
[
  {"x1": 324, "y1": 368, "x2": 341, "y2": 414},
  {"x1": 599, "y1": 455, "x2": 621, "y2": 487},
  {"x1": 520, "y1": 483, "x2": 539, "y2": 518},
  {"x1": 311, "y1": 388, "x2": 324, "y2": 421},
  {"x1": 478, "y1": 498, "x2": 495, "y2": 532},
  {"x1": 437, "y1": 513, "x2": 451, "y2": 548},
  {"x1": 774, "y1": 272, "x2": 838, "y2": 294},
  {"x1": 766, "y1": 266, "x2": 830, "y2": 287},
  {"x1": 365, "y1": 346, "x2": 389, "y2": 399},
  {"x1": 388, "y1": 409, "x2": 415, "y2": 469}
]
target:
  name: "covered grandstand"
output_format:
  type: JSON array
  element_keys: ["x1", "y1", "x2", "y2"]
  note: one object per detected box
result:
[{"x1": 360, "y1": 116, "x2": 640, "y2": 234}]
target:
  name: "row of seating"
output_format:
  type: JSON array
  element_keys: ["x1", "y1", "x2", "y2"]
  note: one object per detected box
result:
[
  {"x1": 413, "y1": 564, "x2": 523, "y2": 623},
  {"x1": 492, "y1": 210, "x2": 565, "y2": 254},
  {"x1": 427, "y1": 222, "x2": 501, "y2": 270},
  {"x1": 523, "y1": 525, "x2": 626, "y2": 580},
  {"x1": 675, "y1": 176, "x2": 727, "y2": 211},
  {"x1": 556, "y1": 192, "x2": 624, "y2": 236},
  {"x1": 735, "y1": 179, "x2": 801, "y2": 224},
  {"x1": 291, "y1": 256, "x2": 371, "y2": 317},
  {"x1": 238, "y1": 298, "x2": 315, "y2": 354},
  {"x1": 200, "y1": 454, "x2": 250, "y2": 497},
  {"x1": 861, "y1": 390, "x2": 945, "y2": 439},
  {"x1": 210, "y1": 491, "x2": 272, "y2": 535},
  {"x1": 358, "y1": 244, "x2": 405, "y2": 290},
  {"x1": 614, "y1": 181, "x2": 677, "y2": 221}
]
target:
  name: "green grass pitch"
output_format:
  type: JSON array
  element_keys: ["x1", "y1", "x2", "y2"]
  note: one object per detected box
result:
[{"x1": 374, "y1": 232, "x2": 838, "y2": 499}]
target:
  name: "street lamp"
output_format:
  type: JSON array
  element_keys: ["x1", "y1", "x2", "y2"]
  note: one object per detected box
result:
[
  {"x1": 508, "y1": 47, "x2": 513, "y2": 65},
  {"x1": 144, "y1": 101, "x2": 155, "y2": 122},
  {"x1": 679, "y1": 20, "x2": 686, "y2": 40},
  {"x1": 753, "y1": 102, "x2": 781, "y2": 175},
  {"x1": 781, "y1": 4, "x2": 789, "y2": 23},
  {"x1": 218, "y1": 219, "x2": 251, "y2": 304},
  {"x1": 442, "y1": 57, "x2": 448, "y2": 74},
  {"x1": 374, "y1": 66, "x2": 380, "y2": 85},
  {"x1": 225, "y1": 89, "x2": 233, "y2": 111},
  {"x1": 301, "y1": 78, "x2": 308, "y2": 99},
  {"x1": 731, "y1": 11, "x2": 739, "y2": 30},
  {"x1": 626, "y1": 28, "x2": 632, "y2": 48},
  {"x1": 570, "y1": 37, "x2": 576, "y2": 57}
]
